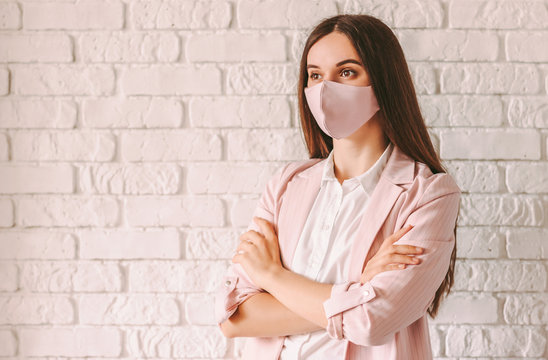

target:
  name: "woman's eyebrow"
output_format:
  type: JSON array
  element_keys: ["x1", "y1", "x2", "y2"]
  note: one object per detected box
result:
[{"x1": 307, "y1": 59, "x2": 362, "y2": 69}]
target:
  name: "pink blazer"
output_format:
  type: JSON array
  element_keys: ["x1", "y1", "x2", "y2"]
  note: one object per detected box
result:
[{"x1": 215, "y1": 144, "x2": 461, "y2": 360}]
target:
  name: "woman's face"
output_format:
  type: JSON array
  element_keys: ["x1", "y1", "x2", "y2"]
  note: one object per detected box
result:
[{"x1": 306, "y1": 31, "x2": 371, "y2": 88}]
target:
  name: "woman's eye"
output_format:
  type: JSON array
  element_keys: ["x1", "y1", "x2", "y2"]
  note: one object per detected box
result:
[
  {"x1": 341, "y1": 69, "x2": 355, "y2": 77},
  {"x1": 309, "y1": 73, "x2": 320, "y2": 80}
]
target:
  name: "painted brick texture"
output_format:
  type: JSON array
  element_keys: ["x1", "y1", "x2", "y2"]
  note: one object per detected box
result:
[{"x1": 0, "y1": 0, "x2": 546, "y2": 359}]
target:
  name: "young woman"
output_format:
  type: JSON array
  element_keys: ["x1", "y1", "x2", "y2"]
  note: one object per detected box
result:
[{"x1": 215, "y1": 14, "x2": 461, "y2": 359}]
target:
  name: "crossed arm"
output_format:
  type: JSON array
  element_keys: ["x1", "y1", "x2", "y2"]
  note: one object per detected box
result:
[
  {"x1": 215, "y1": 171, "x2": 461, "y2": 344},
  {"x1": 220, "y1": 284, "x2": 325, "y2": 338}
]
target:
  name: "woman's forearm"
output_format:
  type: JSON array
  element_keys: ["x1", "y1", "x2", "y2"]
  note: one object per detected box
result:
[{"x1": 220, "y1": 292, "x2": 324, "y2": 338}]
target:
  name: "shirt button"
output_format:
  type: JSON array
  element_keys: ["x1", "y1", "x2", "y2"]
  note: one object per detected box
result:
[
  {"x1": 363, "y1": 290, "x2": 369, "y2": 296},
  {"x1": 225, "y1": 280, "x2": 231, "y2": 287}
]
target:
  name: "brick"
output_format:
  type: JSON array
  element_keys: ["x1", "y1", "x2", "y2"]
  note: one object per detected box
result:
[
  {"x1": 429, "y1": 325, "x2": 442, "y2": 356},
  {"x1": 121, "y1": 65, "x2": 221, "y2": 95},
  {"x1": 121, "y1": 130, "x2": 221, "y2": 161},
  {"x1": 79, "y1": 228, "x2": 180, "y2": 259},
  {"x1": 507, "y1": 163, "x2": 548, "y2": 193},
  {"x1": 125, "y1": 196, "x2": 224, "y2": 227},
  {"x1": 187, "y1": 162, "x2": 280, "y2": 194},
  {"x1": 0, "y1": 34, "x2": 72, "y2": 62},
  {"x1": 507, "y1": 96, "x2": 548, "y2": 128},
  {"x1": 12, "y1": 130, "x2": 115, "y2": 161},
  {"x1": 0, "y1": 330, "x2": 16, "y2": 356},
  {"x1": 420, "y1": 95, "x2": 503, "y2": 127},
  {"x1": 506, "y1": 228, "x2": 548, "y2": 259},
  {"x1": 446, "y1": 325, "x2": 546, "y2": 357},
  {"x1": 20, "y1": 261, "x2": 122, "y2": 292},
  {"x1": 187, "y1": 32, "x2": 286, "y2": 62},
  {"x1": 23, "y1": 0, "x2": 123, "y2": 30},
  {"x1": 11, "y1": 65, "x2": 115, "y2": 95},
  {"x1": 129, "y1": 260, "x2": 226, "y2": 292},
  {"x1": 227, "y1": 64, "x2": 298, "y2": 95},
  {"x1": 0, "y1": 263, "x2": 17, "y2": 292},
  {"x1": 342, "y1": 0, "x2": 443, "y2": 28},
  {"x1": 78, "y1": 294, "x2": 179, "y2": 324},
  {"x1": 458, "y1": 194, "x2": 544, "y2": 226},
  {"x1": 0, "y1": 99, "x2": 77, "y2": 128},
  {"x1": 186, "y1": 229, "x2": 240, "y2": 260},
  {"x1": 78, "y1": 163, "x2": 180, "y2": 194},
  {"x1": 0, "y1": 2, "x2": 20, "y2": 29},
  {"x1": 409, "y1": 63, "x2": 436, "y2": 94},
  {"x1": 0, "y1": 164, "x2": 73, "y2": 193},
  {"x1": 226, "y1": 129, "x2": 307, "y2": 161},
  {"x1": 503, "y1": 294, "x2": 548, "y2": 324},
  {"x1": 126, "y1": 326, "x2": 226, "y2": 358},
  {"x1": 0, "y1": 67, "x2": 8, "y2": 95},
  {"x1": 445, "y1": 161, "x2": 502, "y2": 193},
  {"x1": 440, "y1": 129, "x2": 540, "y2": 160},
  {"x1": 185, "y1": 293, "x2": 215, "y2": 325},
  {"x1": 449, "y1": 0, "x2": 548, "y2": 29},
  {"x1": 19, "y1": 327, "x2": 121, "y2": 357},
  {"x1": 0, "y1": 231, "x2": 75, "y2": 259},
  {"x1": 431, "y1": 292, "x2": 498, "y2": 324},
  {"x1": 130, "y1": 0, "x2": 231, "y2": 29},
  {"x1": 456, "y1": 227, "x2": 503, "y2": 258},
  {"x1": 0, "y1": 198, "x2": 14, "y2": 227},
  {"x1": 79, "y1": 32, "x2": 179, "y2": 62},
  {"x1": 231, "y1": 197, "x2": 259, "y2": 227},
  {"x1": 0, "y1": 133, "x2": 8, "y2": 161},
  {"x1": 82, "y1": 98, "x2": 182, "y2": 128},
  {"x1": 398, "y1": 30, "x2": 498, "y2": 61},
  {"x1": 0, "y1": 295, "x2": 73, "y2": 324},
  {"x1": 506, "y1": 32, "x2": 548, "y2": 62},
  {"x1": 238, "y1": 0, "x2": 337, "y2": 28},
  {"x1": 17, "y1": 196, "x2": 119, "y2": 227},
  {"x1": 189, "y1": 96, "x2": 291, "y2": 128},
  {"x1": 454, "y1": 260, "x2": 546, "y2": 291},
  {"x1": 289, "y1": 30, "x2": 309, "y2": 63},
  {"x1": 440, "y1": 64, "x2": 540, "y2": 94}
]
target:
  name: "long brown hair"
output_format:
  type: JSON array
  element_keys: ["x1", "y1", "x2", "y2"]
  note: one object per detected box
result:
[{"x1": 297, "y1": 14, "x2": 458, "y2": 318}]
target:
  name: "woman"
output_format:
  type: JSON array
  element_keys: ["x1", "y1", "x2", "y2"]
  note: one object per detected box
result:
[{"x1": 215, "y1": 14, "x2": 461, "y2": 360}]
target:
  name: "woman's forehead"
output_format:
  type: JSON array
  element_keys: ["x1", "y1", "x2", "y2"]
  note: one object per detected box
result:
[{"x1": 307, "y1": 32, "x2": 361, "y2": 67}]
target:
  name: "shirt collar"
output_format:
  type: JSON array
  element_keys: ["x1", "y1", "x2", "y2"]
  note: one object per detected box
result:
[{"x1": 321, "y1": 142, "x2": 394, "y2": 195}]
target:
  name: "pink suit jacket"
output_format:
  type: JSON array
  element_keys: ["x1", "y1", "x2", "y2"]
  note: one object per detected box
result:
[{"x1": 215, "y1": 144, "x2": 461, "y2": 360}]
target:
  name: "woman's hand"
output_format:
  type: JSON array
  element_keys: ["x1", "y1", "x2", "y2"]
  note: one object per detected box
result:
[
  {"x1": 232, "y1": 217, "x2": 283, "y2": 289},
  {"x1": 360, "y1": 224, "x2": 423, "y2": 284}
]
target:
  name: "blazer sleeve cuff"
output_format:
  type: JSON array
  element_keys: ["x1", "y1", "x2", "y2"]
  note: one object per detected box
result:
[
  {"x1": 322, "y1": 281, "x2": 376, "y2": 339},
  {"x1": 214, "y1": 274, "x2": 262, "y2": 324}
]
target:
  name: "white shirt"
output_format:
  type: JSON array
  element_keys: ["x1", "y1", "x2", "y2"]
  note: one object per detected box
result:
[{"x1": 279, "y1": 142, "x2": 394, "y2": 360}]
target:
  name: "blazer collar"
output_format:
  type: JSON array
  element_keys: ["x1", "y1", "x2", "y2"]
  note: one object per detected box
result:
[{"x1": 298, "y1": 143, "x2": 415, "y2": 186}]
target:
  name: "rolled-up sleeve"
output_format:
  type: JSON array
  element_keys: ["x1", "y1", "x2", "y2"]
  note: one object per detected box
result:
[
  {"x1": 321, "y1": 177, "x2": 461, "y2": 346},
  {"x1": 214, "y1": 163, "x2": 289, "y2": 326}
]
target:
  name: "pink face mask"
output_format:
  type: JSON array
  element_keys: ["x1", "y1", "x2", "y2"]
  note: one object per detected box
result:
[{"x1": 304, "y1": 80, "x2": 380, "y2": 139}]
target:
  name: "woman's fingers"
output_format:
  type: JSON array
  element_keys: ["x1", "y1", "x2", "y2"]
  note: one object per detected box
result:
[
  {"x1": 380, "y1": 224, "x2": 414, "y2": 250},
  {"x1": 392, "y1": 244, "x2": 424, "y2": 255},
  {"x1": 389, "y1": 253, "x2": 421, "y2": 265},
  {"x1": 388, "y1": 224, "x2": 414, "y2": 243},
  {"x1": 239, "y1": 230, "x2": 265, "y2": 245}
]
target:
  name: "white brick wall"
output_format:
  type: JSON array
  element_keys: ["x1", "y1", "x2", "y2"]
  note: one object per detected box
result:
[{"x1": 0, "y1": 0, "x2": 546, "y2": 358}]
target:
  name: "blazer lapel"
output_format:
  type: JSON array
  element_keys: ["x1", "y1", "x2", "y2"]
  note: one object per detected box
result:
[
  {"x1": 347, "y1": 145, "x2": 415, "y2": 281},
  {"x1": 277, "y1": 165, "x2": 323, "y2": 269}
]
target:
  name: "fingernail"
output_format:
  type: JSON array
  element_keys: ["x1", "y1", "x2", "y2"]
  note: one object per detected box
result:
[
  {"x1": 399, "y1": 264, "x2": 405, "y2": 268},
  {"x1": 415, "y1": 247, "x2": 423, "y2": 253}
]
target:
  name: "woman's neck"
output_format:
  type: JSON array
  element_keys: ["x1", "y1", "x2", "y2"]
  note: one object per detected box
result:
[{"x1": 331, "y1": 116, "x2": 389, "y2": 184}]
